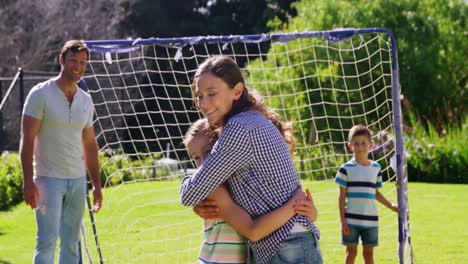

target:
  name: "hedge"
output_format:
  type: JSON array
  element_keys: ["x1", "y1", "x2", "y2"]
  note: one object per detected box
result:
[{"x1": 1, "y1": 119, "x2": 466, "y2": 210}]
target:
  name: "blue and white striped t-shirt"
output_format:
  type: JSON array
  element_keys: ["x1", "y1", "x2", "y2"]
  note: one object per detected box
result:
[
  {"x1": 180, "y1": 110, "x2": 320, "y2": 264},
  {"x1": 334, "y1": 160, "x2": 383, "y2": 228}
]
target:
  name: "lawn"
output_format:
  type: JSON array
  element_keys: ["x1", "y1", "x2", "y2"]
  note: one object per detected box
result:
[{"x1": 0, "y1": 182, "x2": 467, "y2": 263}]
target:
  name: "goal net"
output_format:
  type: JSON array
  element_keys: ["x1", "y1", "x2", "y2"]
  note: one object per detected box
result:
[{"x1": 80, "y1": 28, "x2": 413, "y2": 263}]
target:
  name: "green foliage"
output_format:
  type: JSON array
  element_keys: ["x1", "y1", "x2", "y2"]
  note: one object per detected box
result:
[
  {"x1": 405, "y1": 114, "x2": 468, "y2": 183},
  {"x1": 246, "y1": 31, "x2": 393, "y2": 145},
  {"x1": 98, "y1": 152, "x2": 133, "y2": 187},
  {"x1": 245, "y1": 0, "x2": 467, "y2": 183},
  {"x1": 293, "y1": 143, "x2": 347, "y2": 180},
  {"x1": 284, "y1": 0, "x2": 467, "y2": 126},
  {"x1": 98, "y1": 151, "x2": 170, "y2": 187},
  {"x1": 122, "y1": 0, "x2": 298, "y2": 38},
  {"x1": 1, "y1": 115, "x2": 466, "y2": 212},
  {"x1": 0, "y1": 152, "x2": 23, "y2": 210},
  {"x1": 0, "y1": 151, "x2": 175, "y2": 210}
]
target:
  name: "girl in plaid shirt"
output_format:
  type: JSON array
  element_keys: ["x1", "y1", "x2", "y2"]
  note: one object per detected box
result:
[
  {"x1": 184, "y1": 118, "x2": 317, "y2": 264},
  {"x1": 180, "y1": 56, "x2": 322, "y2": 263}
]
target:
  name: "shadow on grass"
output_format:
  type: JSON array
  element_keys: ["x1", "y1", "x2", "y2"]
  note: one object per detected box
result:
[{"x1": 0, "y1": 259, "x2": 13, "y2": 264}]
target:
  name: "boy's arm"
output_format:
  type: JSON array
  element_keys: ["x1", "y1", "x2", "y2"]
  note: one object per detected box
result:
[
  {"x1": 212, "y1": 185, "x2": 304, "y2": 242},
  {"x1": 338, "y1": 186, "x2": 349, "y2": 235},
  {"x1": 376, "y1": 190, "x2": 398, "y2": 213}
]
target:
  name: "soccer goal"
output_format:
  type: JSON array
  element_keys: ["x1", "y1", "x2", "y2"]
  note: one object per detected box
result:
[{"x1": 80, "y1": 28, "x2": 413, "y2": 263}]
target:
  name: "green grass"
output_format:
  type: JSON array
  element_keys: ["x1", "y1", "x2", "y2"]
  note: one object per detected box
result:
[{"x1": 1, "y1": 182, "x2": 467, "y2": 263}]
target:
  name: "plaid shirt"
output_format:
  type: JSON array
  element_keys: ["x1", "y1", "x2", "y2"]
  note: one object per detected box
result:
[{"x1": 180, "y1": 110, "x2": 320, "y2": 264}]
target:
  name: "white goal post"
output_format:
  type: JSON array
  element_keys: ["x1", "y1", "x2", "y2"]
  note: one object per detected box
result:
[{"x1": 79, "y1": 28, "x2": 413, "y2": 264}]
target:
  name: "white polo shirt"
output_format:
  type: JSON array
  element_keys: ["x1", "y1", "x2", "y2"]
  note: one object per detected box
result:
[{"x1": 22, "y1": 78, "x2": 95, "y2": 179}]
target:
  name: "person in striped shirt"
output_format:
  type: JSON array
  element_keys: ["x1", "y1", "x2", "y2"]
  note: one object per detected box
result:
[
  {"x1": 180, "y1": 56, "x2": 322, "y2": 263},
  {"x1": 334, "y1": 125, "x2": 399, "y2": 264},
  {"x1": 184, "y1": 118, "x2": 317, "y2": 264}
]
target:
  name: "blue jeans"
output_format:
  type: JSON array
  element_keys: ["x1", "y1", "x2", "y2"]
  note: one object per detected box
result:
[
  {"x1": 269, "y1": 231, "x2": 323, "y2": 264},
  {"x1": 33, "y1": 176, "x2": 86, "y2": 264}
]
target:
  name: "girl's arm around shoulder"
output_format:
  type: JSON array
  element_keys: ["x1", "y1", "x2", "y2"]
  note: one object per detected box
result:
[{"x1": 210, "y1": 185, "x2": 304, "y2": 242}]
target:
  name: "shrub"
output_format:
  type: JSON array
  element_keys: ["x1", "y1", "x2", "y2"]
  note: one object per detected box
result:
[
  {"x1": 0, "y1": 150, "x2": 168, "y2": 210},
  {"x1": 405, "y1": 115, "x2": 468, "y2": 183},
  {"x1": 2, "y1": 119, "x2": 466, "y2": 212},
  {"x1": 0, "y1": 152, "x2": 23, "y2": 210},
  {"x1": 98, "y1": 150, "x2": 164, "y2": 187},
  {"x1": 293, "y1": 144, "x2": 346, "y2": 180}
]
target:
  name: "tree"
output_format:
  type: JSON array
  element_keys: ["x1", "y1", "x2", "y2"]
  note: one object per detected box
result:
[
  {"x1": 120, "y1": 0, "x2": 298, "y2": 38},
  {"x1": 0, "y1": 0, "x2": 300, "y2": 151},
  {"x1": 103, "y1": 0, "x2": 300, "y2": 154},
  {"x1": 0, "y1": 0, "x2": 127, "y2": 76},
  {"x1": 0, "y1": 0, "x2": 128, "y2": 151},
  {"x1": 280, "y1": 0, "x2": 467, "y2": 128}
]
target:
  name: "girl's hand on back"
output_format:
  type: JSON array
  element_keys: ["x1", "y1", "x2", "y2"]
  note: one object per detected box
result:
[
  {"x1": 293, "y1": 188, "x2": 318, "y2": 221},
  {"x1": 291, "y1": 186, "x2": 306, "y2": 201},
  {"x1": 193, "y1": 198, "x2": 220, "y2": 220}
]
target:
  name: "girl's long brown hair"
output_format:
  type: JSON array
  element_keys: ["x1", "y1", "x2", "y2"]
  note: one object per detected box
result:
[{"x1": 192, "y1": 56, "x2": 296, "y2": 153}]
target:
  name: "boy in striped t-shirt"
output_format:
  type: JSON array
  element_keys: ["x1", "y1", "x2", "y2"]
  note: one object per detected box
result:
[{"x1": 335, "y1": 125, "x2": 398, "y2": 264}]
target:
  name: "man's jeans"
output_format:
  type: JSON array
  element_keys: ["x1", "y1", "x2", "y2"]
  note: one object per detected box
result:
[{"x1": 33, "y1": 176, "x2": 86, "y2": 264}]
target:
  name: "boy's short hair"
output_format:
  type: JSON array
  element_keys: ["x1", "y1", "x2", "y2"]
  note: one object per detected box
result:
[
  {"x1": 348, "y1": 124, "x2": 373, "y2": 142},
  {"x1": 184, "y1": 118, "x2": 217, "y2": 144},
  {"x1": 183, "y1": 118, "x2": 218, "y2": 158},
  {"x1": 60, "y1": 40, "x2": 89, "y2": 61}
]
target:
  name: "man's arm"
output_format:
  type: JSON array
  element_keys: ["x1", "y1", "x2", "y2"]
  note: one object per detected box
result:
[
  {"x1": 376, "y1": 190, "x2": 398, "y2": 213},
  {"x1": 20, "y1": 115, "x2": 41, "y2": 209},
  {"x1": 338, "y1": 186, "x2": 349, "y2": 235},
  {"x1": 211, "y1": 185, "x2": 305, "y2": 242},
  {"x1": 82, "y1": 126, "x2": 102, "y2": 212}
]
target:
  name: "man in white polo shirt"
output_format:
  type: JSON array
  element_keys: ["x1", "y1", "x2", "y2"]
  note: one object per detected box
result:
[{"x1": 20, "y1": 40, "x2": 102, "y2": 264}]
